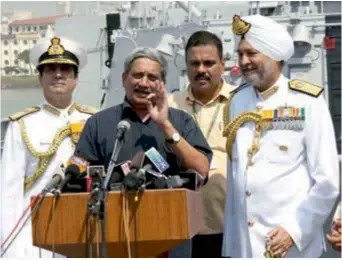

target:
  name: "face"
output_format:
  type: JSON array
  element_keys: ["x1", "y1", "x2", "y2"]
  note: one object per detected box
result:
[
  {"x1": 39, "y1": 63, "x2": 78, "y2": 95},
  {"x1": 238, "y1": 40, "x2": 280, "y2": 88},
  {"x1": 122, "y1": 57, "x2": 163, "y2": 109},
  {"x1": 186, "y1": 45, "x2": 224, "y2": 93}
]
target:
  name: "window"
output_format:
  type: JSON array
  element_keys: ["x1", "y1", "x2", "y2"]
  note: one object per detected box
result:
[
  {"x1": 28, "y1": 26, "x2": 31, "y2": 32},
  {"x1": 4, "y1": 50, "x2": 8, "y2": 55},
  {"x1": 33, "y1": 26, "x2": 37, "y2": 31},
  {"x1": 14, "y1": 60, "x2": 19, "y2": 65},
  {"x1": 14, "y1": 50, "x2": 18, "y2": 55},
  {"x1": 4, "y1": 60, "x2": 9, "y2": 65},
  {"x1": 23, "y1": 40, "x2": 28, "y2": 45},
  {"x1": 14, "y1": 40, "x2": 18, "y2": 45},
  {"x1": 4, "y1": 40, "x2": 8, "y2": 46},
  {"x1": 22, "y1": 27, "x2": 26, "y2": 32},
  {"x1": 33, "y1": 40, "x2": 37, "y2": 44},
  {"x1": 5, "y1": 71, "x2": 9, "y2": 75},
  {"x1": 41, "y1": 33, "x2": 45, "y2": 38},
  {"x1": 15, "y1": 27, "x2": 19, "y2": 32}
]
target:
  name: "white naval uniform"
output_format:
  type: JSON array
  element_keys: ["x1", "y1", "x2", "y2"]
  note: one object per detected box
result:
[
  {"x1": 0, "y1": 101, "x2": 94, "y2": 258},
  {"x1": 222, "y1": 74, "x2": 340, "y2": 258}
]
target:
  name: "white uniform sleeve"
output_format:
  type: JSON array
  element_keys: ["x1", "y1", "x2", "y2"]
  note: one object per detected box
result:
[
  {"x1": 281, "y1": 95, "x2": 340, "y2": 251},
  {"x1": 333, "y1": 203, "x2": 341, "y2": 220},
  {"x1": 0, "y1": 121, "x2": 27, "y2": 256}
]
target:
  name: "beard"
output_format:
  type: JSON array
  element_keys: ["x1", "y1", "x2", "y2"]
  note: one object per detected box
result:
[{"x1": 242, "y1": 59, "x2": 275, "y2": 87}]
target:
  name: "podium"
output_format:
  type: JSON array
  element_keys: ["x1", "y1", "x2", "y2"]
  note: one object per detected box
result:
[{"x1": 31, "y1": 189, "x2": 204, "y2": 257}]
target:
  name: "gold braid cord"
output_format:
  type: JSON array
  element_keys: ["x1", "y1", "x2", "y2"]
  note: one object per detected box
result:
[
  {"x1": 223, "y1": 111, "x2": 262, "y2": 159},
  {"x1": 18, "y1": 118, "x2": 71, "y2": 192},
  {"x1": 222, "y1": 90, "x2": 240, "y2": 137}
]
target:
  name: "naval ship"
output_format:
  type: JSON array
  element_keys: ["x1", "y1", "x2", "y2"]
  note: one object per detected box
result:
[{"x1": 1, "y1": 1, "x2": 341, "y2": 257}]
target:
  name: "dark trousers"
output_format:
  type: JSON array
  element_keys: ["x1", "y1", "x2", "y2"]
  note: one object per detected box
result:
[{"x1": 192, "y1": 233, "x2": 223, "y2": 258}]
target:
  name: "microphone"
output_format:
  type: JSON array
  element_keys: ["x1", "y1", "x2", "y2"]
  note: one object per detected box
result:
[
  {"x1": 55, "y1": 155, "x2": 89, "y2": 194},
  {"x1": 115, "y1": 120, "x2": 131, "y2": 140},
  {"x1": 42, "y1": 163, "x2": 65, "y2": 194},
  {"x1": 123, "y1": 164, "x2": 152, "y2": 190},
  {"x1": 104, "y1": 120, "x2": 131, "y2": 190},
  {"x1": 122, "y1": 148, "x2": 169, "y2": 190}
]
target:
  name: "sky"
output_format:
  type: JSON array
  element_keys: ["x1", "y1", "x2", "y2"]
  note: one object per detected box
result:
[
  {"x1": 1, "y1": 1, "x2": 108, "y2": 18},
  {"x1": 1, "y1": 1, "x2": 249, "y2": 19}
]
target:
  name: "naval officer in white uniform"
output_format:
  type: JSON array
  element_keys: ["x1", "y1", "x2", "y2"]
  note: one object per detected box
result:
[
  {"x1": 222, "y1": 14, "x2": 340, "y2": 258},
  {"x1": 0, "y1": 36, "x2": 97, "y2": 257}
]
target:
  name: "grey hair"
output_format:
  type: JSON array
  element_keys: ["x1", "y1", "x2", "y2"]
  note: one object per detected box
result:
[{"x1": 123, "y1": 47, "x2": 168, "y2": 83}]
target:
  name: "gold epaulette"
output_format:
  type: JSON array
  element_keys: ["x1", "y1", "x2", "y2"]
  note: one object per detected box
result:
[
  {"x1": 75, "y1": 103, "x2": 98, "y2": 115},
  {"x1": 289, "y1": 79, "x2": 323, "y2": 97},
  {"x1": 223, "y1": 82, "x2": 251, "y2": 136},
  {"x1": 9, "y1": 106, "x2": 40, "y2": 121}
]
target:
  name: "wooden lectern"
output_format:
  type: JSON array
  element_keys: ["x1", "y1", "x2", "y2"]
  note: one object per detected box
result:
[{"x1": 31, "y1": 189, "x2": 204, "y2": 257}]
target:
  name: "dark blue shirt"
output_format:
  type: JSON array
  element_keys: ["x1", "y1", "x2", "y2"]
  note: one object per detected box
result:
[{"x1": 75, "y1": 100, "x2": 213, "y2": 176}]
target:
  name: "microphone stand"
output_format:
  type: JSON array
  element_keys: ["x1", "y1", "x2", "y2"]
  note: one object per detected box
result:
[
  {"x1": 87, "y1": 168, "x2": 107, "y2": 257},
  {"x1": 92, "y1": 127, "x2": 126, "y2": 258}
]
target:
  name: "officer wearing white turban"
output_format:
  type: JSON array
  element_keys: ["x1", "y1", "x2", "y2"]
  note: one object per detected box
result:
[
  {"x1": 1, "y1": 36, "x2": 97, "y2": 258},
  {"x1": 222, "y1": 14, "x2": 339, "y2": 258}
]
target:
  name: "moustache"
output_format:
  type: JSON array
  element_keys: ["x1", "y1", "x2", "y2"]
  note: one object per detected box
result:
[
  {"x1": 241, "y1": 66, "x2": 258, "y2": 73},
  {"x1": 195, "y1": 74, "x2": 210, "y2": 80},
  {"x1": 133, "y1": 86, "x2": 152, "y2": 94}
]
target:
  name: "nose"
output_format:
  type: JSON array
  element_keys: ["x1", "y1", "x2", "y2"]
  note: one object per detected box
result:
[
  {"x1": 239, "y1": 53, "x2": 250, "y2": 67},
  {"x1": 139, "y1": 76, "x2": 149, "y2": 87},
  {"x1": 54, "y1": 67, "x2": 63, "y2": 77},
  {"x1": 197, "y1": 63, "x2": 206, "y2": 74}
]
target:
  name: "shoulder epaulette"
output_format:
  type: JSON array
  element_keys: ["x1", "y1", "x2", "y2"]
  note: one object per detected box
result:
[
  {"x1": 75, "y1": 103, "x2": 98, "y2": 115},
  {"x1": 223, "y1": 82, "x2": 251, "y2": 132},
  {"x1": 230, "y1": 81, "x2": 251, "y2": 95},
  {"x1": 9, "y1": 106, "x2": 40, "y2": 121},
  {"x1": 289, "y1": 79, "x2": 323, "y2": 97}
]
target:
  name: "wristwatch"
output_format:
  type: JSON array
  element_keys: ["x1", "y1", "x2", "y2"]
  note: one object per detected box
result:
[{"x1": 166, "y1": 132, "x2": 181, "y2": 144}]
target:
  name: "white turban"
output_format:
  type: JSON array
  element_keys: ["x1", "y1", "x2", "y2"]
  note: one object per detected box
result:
[{"x1": 233, "y1": 14, "x2": 294, "y2": 61}]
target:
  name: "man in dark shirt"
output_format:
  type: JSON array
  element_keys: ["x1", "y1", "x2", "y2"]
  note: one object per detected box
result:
[{"x1": 75, "y1": 47, "x2": 212, "y2": 179}]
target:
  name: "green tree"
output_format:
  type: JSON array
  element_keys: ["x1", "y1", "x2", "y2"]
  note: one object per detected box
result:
[{"x1": 17, "y1": 49, "x2": 33, "y2": 74}]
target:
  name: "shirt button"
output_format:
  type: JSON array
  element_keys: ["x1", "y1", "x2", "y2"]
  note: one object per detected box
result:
[{"x1": 248, "y1": 220, "x2": 255, "y2": 227}]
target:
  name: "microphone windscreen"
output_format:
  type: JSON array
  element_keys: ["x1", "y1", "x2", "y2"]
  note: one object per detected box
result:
[
  {"x1": 64, "y1": 164, "x2": 81, "y2": 177},
  {"x1": 117, "y1": 120, "x2": 131, "y2": 131}
]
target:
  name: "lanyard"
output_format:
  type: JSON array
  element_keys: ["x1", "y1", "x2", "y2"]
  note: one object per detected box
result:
[{"x1": 191, "y1": 100, "x2": 221, "y2": 139}]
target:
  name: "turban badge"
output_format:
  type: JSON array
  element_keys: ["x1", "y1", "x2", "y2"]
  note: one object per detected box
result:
[{"x1": 232, "y1": 15, "x2": 251, "y2": 36}]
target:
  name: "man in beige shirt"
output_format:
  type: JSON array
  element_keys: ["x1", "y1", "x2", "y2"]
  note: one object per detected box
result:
[{"x1": 168, "y1": 30, "x2": 233, "y2": 257}]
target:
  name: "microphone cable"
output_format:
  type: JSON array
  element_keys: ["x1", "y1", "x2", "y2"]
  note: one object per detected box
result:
[
  {"x1": 0, "y1": 194, "x2": 41, "y2": 251},
  {"x1": 0, "y1": 192, "x2": 46, "y2": 257},
  {"x1": 122, "y1": 185, "x2": 132, "y2": 258}
]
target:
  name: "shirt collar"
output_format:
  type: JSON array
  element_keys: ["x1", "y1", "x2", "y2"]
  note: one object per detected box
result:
[
  {"x1": 185, "y1": 79, "x2": 233, "y2": 105},
  {"x1": 42, "y1": 101, "x2": 76, "y2": 117},
  {"x1": 255, "y1": 74, "x2": 285, "y2": 100}
]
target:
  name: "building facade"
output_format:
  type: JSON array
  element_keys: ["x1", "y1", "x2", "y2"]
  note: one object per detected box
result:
[{"x1": 1, "y1": 14, "x2": 63, "y2": 76}]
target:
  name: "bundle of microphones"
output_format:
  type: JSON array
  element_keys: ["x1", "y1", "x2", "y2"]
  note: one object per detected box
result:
[
  {"x1": 46, "y1": 150, "x2": 205, "y2": 195},
  {"x1": 44, "y1": 120, "x2": 205, "y2": 195}
]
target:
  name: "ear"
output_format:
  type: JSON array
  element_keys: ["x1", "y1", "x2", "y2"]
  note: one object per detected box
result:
[
  {"x1": 122, "y1": 72, "x2": 127, "y2": 87},
  {"x1": 220, "y1": 57, "x2": 225, "y2": 67}
]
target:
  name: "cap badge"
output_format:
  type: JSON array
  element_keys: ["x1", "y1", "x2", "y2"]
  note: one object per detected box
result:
[
  {"x1": 47, "y1": 37, "x2": 65, "y2": 56},
  {"x1": 232, "y1": 15, "x2": 251, "y2": 36}
]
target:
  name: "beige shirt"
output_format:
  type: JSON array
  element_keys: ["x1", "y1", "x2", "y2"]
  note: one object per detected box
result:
[{"x1": 168, "y1": 80, "x2": 232, "y2": 234}]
